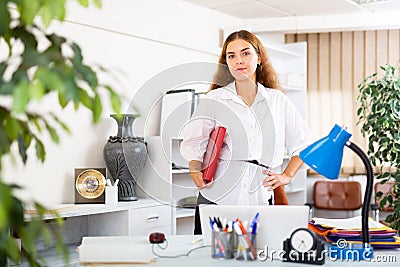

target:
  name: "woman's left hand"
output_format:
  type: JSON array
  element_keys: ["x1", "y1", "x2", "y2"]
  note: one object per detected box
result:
[{"x1": 262, "y1": 170, "x2": 291, "y2": 191}]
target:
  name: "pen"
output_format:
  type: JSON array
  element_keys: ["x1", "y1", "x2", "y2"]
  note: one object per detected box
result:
[
  {"x1": 223, "y1": 224, "x2": 229, "y2": 232},
  {"x1": 209, "y1": 217, "x2": 226, "y2": 253},
  {"x1": 216, "y1": 217, "x2": 223, "y2": 229},
  {"x1": 209, "y1": 217, "x2": 216, "y2": 231},
  {"x1": 236, "y1": 219, "x2": 256, "y2": 260},
  {"x1": 250, "y1": 212, "x2": 259, "y2": 234}
]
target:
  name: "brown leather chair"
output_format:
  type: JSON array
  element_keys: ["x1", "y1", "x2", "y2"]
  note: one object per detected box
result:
[{"x1": 309, "y1": 180, "x2": 362, "y2": 218}]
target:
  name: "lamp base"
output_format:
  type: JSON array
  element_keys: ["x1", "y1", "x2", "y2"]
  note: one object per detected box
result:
[{"x1": 328, "y1": 243, "x2": 374, "y2": 261}]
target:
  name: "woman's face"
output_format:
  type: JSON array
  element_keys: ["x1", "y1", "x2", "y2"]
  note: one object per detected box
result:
[{"x1": 225, "y1": 39, "x2": 260, "y2": 83}]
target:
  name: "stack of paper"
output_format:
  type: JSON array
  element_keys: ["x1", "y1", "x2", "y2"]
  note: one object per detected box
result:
[
  {"x1": 79, "y1": 236, "x2": 155, "y2": 264},
  {"x1": 309, "y1": 216, "x2": 400, "y2": 249}
]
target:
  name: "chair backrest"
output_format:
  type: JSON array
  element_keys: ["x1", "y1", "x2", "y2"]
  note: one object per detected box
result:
[
  {"x1": 313, "y1": 181, "x2": 362, "y2": 210},
  {"x1": 374, "y1": 181, "x2": 395, "y2": 212}
]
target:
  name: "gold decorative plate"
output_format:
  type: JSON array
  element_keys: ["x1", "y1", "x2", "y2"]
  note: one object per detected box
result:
[{"x1": 75, "y1": 169, "x2": 106, "y2": 199}]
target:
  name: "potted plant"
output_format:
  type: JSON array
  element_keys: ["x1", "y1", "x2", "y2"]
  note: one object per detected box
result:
[
  {"x1": 0, "y1": 0, "x2": 121, "y2": 265},
  {"x1": 357, "y1": 64, "x2": 400, "y2": 234}
]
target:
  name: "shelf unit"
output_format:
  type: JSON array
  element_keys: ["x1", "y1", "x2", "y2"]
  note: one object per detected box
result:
[
  {"x1": 262, "y1": 39, "x2": 308, "y2": 205},
  {"x1": 170, "y1": 137, "x2": 198, "y2": 235},
  {"x1": 136, "y1": 136, "x2": 196, "y2": 235}
]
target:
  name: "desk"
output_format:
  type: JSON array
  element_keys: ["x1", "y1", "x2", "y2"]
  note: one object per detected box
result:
[{"x1": 76, "y1": 235, "x2": 400, "y2": 267}]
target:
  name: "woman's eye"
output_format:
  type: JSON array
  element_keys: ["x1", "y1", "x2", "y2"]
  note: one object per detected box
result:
[
  {"x1": 243, "y1": 51, "x2": 250, "y2": 56},
  {"x1": 227, "y1": 54, "x2": 234, "y2": 59}
]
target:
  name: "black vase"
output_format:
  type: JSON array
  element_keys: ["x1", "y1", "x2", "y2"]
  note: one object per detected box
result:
[{"x1": 103, "y1": 114, "x2": 147, "y2": 201}]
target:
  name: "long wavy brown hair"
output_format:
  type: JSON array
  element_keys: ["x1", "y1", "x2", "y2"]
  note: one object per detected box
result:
[{"x1": 209, "y1": 30, "x2": 282, "y2": 92}]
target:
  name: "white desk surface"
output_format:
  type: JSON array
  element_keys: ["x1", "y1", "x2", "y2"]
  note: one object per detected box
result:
[
  {"x1": 75, "y1": 235, "x2": 400, "y2": 267},
  {"x1": 24, "y1": 198, "x2": 162, "y2": 221}
]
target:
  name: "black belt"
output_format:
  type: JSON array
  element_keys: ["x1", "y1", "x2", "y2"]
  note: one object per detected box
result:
[{"x1": 244, "y1": 160, "x2": 270, "y2": 169}]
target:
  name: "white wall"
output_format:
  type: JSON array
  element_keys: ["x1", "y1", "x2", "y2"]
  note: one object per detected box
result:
[{"x1": 2, "y1": 0, "x2": 243, "y2": 204}]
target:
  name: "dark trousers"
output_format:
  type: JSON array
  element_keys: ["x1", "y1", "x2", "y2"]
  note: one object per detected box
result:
[{"x1": 194, "y1": 193, "x2": 216, "y2": 235}]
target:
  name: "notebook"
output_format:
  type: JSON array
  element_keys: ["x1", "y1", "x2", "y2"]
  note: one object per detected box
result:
[
  {"x1": 202, "y1": 126, "x2": 226, "y2": 183},
  {"x1": 199, "y1": 205, "x2": 309, "y2": 252},
  {"x1": 79, "y1": 236, "x2": 154, "y2": 264}
]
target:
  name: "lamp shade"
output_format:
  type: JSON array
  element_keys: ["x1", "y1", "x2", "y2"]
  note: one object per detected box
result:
[{"x1": 299, "y1": 124, "x2": 352, "y2": 179}]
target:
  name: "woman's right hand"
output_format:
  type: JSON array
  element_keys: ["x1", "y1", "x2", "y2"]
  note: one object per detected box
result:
[
  {"x1": 189, "y1": 160, "x2": 206, "y2": 189},
  {"x1": 189, "y1": 171, "x2": 206, "y2": 189}
]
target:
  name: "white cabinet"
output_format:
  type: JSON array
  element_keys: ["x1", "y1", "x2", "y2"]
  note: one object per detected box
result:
[
  {"x1": 23, "y1": 200, "x2": 172, "y2": 253},
  {"x1": 137, "y1": 136, "x2": 195, "y2": 235},
  {"x1": 170, "y1": 138, "x2": 197, "y2": 235},
  {"x1": 83, "y1": 201, "x2": 172, "y2": 237}
]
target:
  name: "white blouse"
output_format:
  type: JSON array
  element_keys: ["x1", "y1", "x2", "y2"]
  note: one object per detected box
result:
[{"x1": 180, "y1": 82, "x2": 312, "y2": 205}]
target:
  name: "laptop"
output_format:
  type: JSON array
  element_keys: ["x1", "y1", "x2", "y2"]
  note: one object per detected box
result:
[{"x1": 199, "y1": 205, "x2": 309, "y2": 253}]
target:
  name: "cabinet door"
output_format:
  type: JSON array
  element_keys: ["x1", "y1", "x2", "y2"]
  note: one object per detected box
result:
[{"x1": 129, "y1": 205, "x2": 172, "y2": 235}]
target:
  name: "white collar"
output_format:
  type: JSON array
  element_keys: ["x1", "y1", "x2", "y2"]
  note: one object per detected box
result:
[{"x1": 219, "y1": 82, "x2": 271, "y2": 105}]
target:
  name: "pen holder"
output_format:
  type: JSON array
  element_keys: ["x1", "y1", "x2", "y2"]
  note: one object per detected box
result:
[
  {"x1": 105, "y1": 186, "x2": 118, "y2": 205},
  {"x1": 211, "y1": 231, "x2": 234, "y2": 259},
  {"x1": 234, "y1": 233, "x2": 257, "y2": 261}
]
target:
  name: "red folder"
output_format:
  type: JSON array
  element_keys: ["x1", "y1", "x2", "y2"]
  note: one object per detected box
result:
[{"x1": 202, "y1": 126, "x2": 226, "y2": 184}]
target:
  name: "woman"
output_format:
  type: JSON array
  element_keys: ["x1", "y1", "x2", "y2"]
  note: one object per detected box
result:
[{"x1": 180, "y1": 30, "x2": 312, "y2": 234}]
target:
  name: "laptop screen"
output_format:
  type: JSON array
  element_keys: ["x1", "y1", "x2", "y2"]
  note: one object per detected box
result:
[{"x1": 199, "y1": 205, "x2": 309, "y2": 252}]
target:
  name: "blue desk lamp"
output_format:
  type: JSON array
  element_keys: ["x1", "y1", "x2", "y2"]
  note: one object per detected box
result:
[{"x1": 299, "y1": 124, "x2": 374, "y2": 260}]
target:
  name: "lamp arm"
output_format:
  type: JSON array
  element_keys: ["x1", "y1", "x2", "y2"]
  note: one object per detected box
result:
[{"x1": 346, "y1": 141, "x2": 374, "y2": 246}]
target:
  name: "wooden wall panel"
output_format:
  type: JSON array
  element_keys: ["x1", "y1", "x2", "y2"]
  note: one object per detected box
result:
[
  {"x1": 285, "y1": 34, "x2": 295, "y2": 43},
  {"x1": 296, "y1": 34, "x2": 307, "y2": 43},
  {"x1": 341, "y1": 31, "x2": 355, "y2": 173},
  {"x1": 319, "y1": 33, "x2": 331, "y2": 133},
  {"x1": 377, "y1": 30, "x2": 389, "y2": 69},
  {"x1": 285, "y1": 29, "x2": 400, "y2": 174},
  {"x1": 365, "y1": 31, "x2": 377, "y2": 77},
  {"x1": 330, "y1": 32, "x2": 342, "y2": 126},
  {"x1": 307, "y1": 33, "x2": 320, "y2": 138},
  {"x1": 388, "y1": 29, "x2": 400, "y2": 65},
  {"x1": 353, "y1": 31, "x2": 366, "y2": 173}
]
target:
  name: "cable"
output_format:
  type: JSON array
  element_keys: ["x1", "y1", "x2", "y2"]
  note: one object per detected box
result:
[{"x1": 151, "y1": 240, "x2": 211, "y2": 258}]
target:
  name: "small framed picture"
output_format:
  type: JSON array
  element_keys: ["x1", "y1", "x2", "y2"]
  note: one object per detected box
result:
[{"x1": 74, "y1": 168, "x2": 106, "y2": 204}]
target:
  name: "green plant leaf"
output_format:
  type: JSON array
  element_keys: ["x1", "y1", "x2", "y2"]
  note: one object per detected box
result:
[
  {"x1": 77, "y1": 0, "x2": 89, "y2": 7},
  {"x1": 92, "y1": 0, "x2": 102, "y2": 8},
  {"x1": 71, "y1": 43, "x2": 98, "y2": 88},
  {"x1": 35, "y1": 137, "x2": 46, "y2": 162},
  {"x1": 20, "y1": 0, "x2": 41, "y2": 25},
  {"x1": 29, "y1": 81, "x2": 45, "y2": 100},
  {"x1": 386, "y1": 214, "x2": 394, "y2": 223},
  {"x1": 42, "y1": 226, "x2": 52, "y2": 247},
  {"x1": 4, "y1": 237, "x2": 21, "y2": 263},
  {"x1": 50, "y1": 114, "x2": 71, "y2": 135},
  {"x1": 12, "y1": 81, "x2": 30, "y2": 113},
  {"x1": 30, "y1": 116, "x2": 42, "y2": 132},
  {"x1": 4, "y1": 116, "x2": 19, "y2": 140},
  {"x1": 105, "y1": 85, "x2": 121, "y2": 114},
  {"x1": 45, "y1": 123, "x2": 60, "y2": 143},
  {"x1": 92, "y1": 93, "x2": 102, "y2": 122},
  {"x1": 77, "y1": 88, "x2": 92, "y2": 109},
  {"x1": 0, "y1": 0, "x2": 11, "y2": 36},
  {"x1": 17, "y1": 136, "x2": 28, "y2": 164},
  {"x1": 34, "y1": 67, "x2": 64, "y2": 92},
  {"x1": 41, "y1": 0, "x2": 67, "y2": 27}
]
